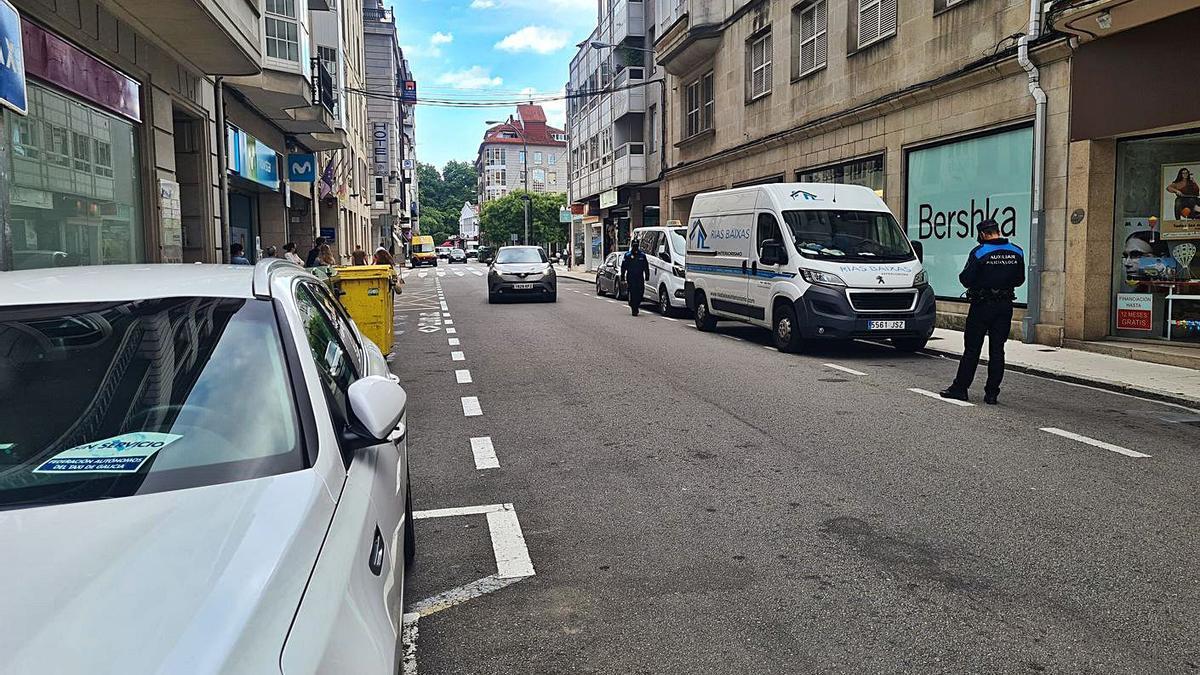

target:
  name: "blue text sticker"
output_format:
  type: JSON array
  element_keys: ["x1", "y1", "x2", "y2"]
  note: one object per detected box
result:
[{"x1": 33, "y1": 432, "x2": 182, "y2": 474}]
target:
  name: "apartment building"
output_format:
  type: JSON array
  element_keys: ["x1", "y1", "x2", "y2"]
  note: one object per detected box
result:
[
  {"x1": 649, "y1": 0, "x2": 1200, "y2": 359},
  {"x1": 652, "y1": 0, "x2": 1071, "y2": 344},
  {"x1": 363, "y1": 1, "x2": 417, "y2": 252},
  {"x1": 566, "y1": 0, "x2": 665, "y2": 269},
  {"x1": 475, "y1": 105, "x2": 567, "y2": 205}
]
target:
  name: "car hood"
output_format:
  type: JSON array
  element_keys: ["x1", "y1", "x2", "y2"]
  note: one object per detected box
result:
[
  {"x1": 493, "y1": 263, "x2": 550, "y2": 274},
  {"x1": 0, "y1": 470, "x2": 335, "y2": 675}
]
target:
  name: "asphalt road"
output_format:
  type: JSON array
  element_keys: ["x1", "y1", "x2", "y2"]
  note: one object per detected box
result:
[{"x1": 391, "y1": 260, "x2": 1200, "y2": 674}]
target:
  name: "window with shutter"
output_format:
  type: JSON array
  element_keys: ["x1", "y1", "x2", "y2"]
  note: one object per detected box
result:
[
  {"x1": 796, "y1": 0, "x2": 827, "y2": 77},
  {"x1": 748, "y1": 33, "x2": 772, "y2": 100},
  {"x1": 857, "y1": 0, "x2": 896, "y2": 49}
]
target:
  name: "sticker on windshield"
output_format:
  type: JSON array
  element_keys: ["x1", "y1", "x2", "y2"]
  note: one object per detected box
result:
[{"x1": 33, "y1": 432, "x2": 182, "y2": 474}]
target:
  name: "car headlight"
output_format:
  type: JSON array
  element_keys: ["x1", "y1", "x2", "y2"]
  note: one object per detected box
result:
[
  {"x1": 913, "y1": 269, "x2": 927, "y2": 287},
  {"x1": 672, "y1": 264, "x2": 686, "y2": 278},
  {"x1": 798, "y1": 268, "x2": 847, "y2": 287}
]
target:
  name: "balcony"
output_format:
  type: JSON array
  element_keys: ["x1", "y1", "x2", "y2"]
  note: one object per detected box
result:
[
  {"x1": 654, "y1": 0, "x2": 728, "y2": 77},
  {"x1": 1052, "y1": 0, "x2": 1195, "y2": 42},
  {"x1": 611, "y1": 68, "x2": 646, "y2": 119},
  {"x1": 613, "y1": 143, "x2": 647, "y2": 185},
  {"x1": 612, "y1": 0, "x2": 645, "y2": 45},
  {"x1": 98, "y1": 0, "x2": 260, "y2": 74}
]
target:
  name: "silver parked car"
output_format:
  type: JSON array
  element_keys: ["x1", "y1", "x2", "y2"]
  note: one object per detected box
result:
[{"x1": 487, "y1": 246, "x2": 557, "y2": 303}]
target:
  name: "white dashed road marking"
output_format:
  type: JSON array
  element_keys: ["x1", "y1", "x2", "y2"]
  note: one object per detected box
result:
[
  {"x1": 451, "y1": 351, "x2": 465, "y2": 361},
  {"x1": 664, "y1": 317, "x2": 678, "y2": 322},
  {"x1": 455, "y1": 369, "x2": 472, "y2": 384},
  {"x1": 448, "y1": 338, "x2": 460, "y2": 346},
  {"x1": 470, "y1": 436, "x2": 499, "y2": 469},
  {"x1": 1040, "y1": 427, "x2": 1150, "y2": 458},
  {"x1": 446, "y1": 327, "x2": 457, "y2": 334},
  {"x1": 418, "y1": 272, "x2": 427, "y2": 279},
  {"x1": 908, "y1": 388, "x2": 974, "y2": 407},
  {"x1": 461, "y1": 396, "x2": 482, "y2": 416},
  {"x1": 445, "y1": 319, "x2": 454, "y2": 325},
  {"x1": 443, "y1": 312, "x2": 452, "y2": 317},
  {"x1": 824, "y1": 363, "x2": 867, "y2": 376}
]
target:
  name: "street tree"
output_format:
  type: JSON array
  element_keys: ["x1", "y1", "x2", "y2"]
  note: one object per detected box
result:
[{"x1": 479, "y1": 191, "x2": 567, "y2": 248}]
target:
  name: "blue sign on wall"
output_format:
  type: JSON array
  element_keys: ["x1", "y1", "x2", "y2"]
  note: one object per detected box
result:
[
  {"x1": 288, "y1": 153, "x2": 317, "y2": 182},
  {"x1": 320, "y1": 227, "x2": 336, "y2": 242},
  {"x1": 0, "y1": 0, "x2": 28, "y2": 115},
  {"x1": 226, "y1": 124, "x2": 280, "y2": 190}
]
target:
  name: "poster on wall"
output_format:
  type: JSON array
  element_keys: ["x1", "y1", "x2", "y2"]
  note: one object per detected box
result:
[
  {"x1": 1116, "y1": 293, "x2": 1154, "y2": 331},
  {"x1": 905, "y1": 126, "x2": 1033, "y2": 303}
]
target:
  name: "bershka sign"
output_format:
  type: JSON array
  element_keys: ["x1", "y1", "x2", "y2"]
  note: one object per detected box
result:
[
  {"x1": 906, "y1": 126, "x2": 1033, "y2": 303},
  {"x1": 372, "y1": 122, "x2": 390, "y2": 176}
]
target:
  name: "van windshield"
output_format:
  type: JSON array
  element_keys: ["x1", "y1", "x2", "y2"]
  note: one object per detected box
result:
[
  {"x1": 413, "y1": 242, "x2": 435, "y2": 253},
  {"x1": 782, "y1": 210, "x2": 915, "y2": 262}
]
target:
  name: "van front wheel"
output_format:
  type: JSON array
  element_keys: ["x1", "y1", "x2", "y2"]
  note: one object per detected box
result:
[
  {"x1": 773, "y1": 304, "x2": 804, "y2": 353},
  {"x1": 694, "y1": 292, "x2": 717, "y2": 331}
]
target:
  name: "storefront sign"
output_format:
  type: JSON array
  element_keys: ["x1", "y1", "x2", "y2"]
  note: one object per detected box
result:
[
  {"x1": 559, "y1": 209, "x2": 572, "y2": 223},
  {"x1": 0, "y1": 0, "x2": 27, "y2": 115},
  {"x1": 320, "y1": 227, "x2": 336, "y2": 241},
  {"x1": 400, "y1": 80, "x2": 417, "y2": 103},
  {"x1": 600, "y1": 189, "x2": 618, "y2": 209},
  {"x1": 402, "y1": 158, "x2": 415, "y2": 170},
  {"x1": 1116, "y1": 293, "x2": 1154, "y2": 331},
  {"x1": 22, "y1": 20, "x2": 140, "y2": 122},
  {"x1": 158, "y1": 179, "x2": 183, "y2": 263},
  {"x1": 226, "y1": 125, "x2": 280, "y2": 190},
  {"x1": 1159, "y1": 220, "x2": 1200, "y2": 241},
  {"x1": 906, "y1": 126, "x2": 1033, "y2": 303},
  {"x1": 288, "y1": 153, "x2": 316, "y2": 182},
  {"x1": 372, "y1": 122, "x2": 390, "y2": 175}
]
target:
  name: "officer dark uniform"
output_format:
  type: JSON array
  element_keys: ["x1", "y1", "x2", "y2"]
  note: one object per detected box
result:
[
  {"x1": 940, "y1": 219, "x2": 1026, "y2": 405},
  {"x1": 620, "y1": 240, "x2": 650, "y2": 317}
]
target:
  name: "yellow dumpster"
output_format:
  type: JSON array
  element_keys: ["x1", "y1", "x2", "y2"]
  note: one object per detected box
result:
[{"x1": 334, "y1": 265, "x2": 396, "y2": 354}]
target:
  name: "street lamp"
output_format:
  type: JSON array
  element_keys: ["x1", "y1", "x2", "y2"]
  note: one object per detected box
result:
[
  {"x1": 485, "y1": 117, "x2": 531, "y2": 245},
  {"x1": 590, "y1": 40, "x2": 655, "y2": 54}
]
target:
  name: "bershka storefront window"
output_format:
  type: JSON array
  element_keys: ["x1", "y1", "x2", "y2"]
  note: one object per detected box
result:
[
  {"x1": 2, "y1": 21, "x2": 143, "y2": 272},
  {"x1": 1113, "y1": 133, "x2": 1200, "y2": 343},
  {"x1": 904, "y1": 126, "x2": 1033, "y2": 302}
]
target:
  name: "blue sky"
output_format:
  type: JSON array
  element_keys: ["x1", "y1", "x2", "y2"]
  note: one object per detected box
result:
[{"x1": 387, "y1": 0, "x2": 597, "y2": 169}]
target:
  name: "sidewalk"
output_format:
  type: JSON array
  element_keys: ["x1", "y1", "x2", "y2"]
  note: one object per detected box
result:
[
  {"x1": 922, "y1": 328, "x2": 1200, "y2": 408},
  {"x1": 554, "y1": 264, "x2": 595, "y2": 284}
]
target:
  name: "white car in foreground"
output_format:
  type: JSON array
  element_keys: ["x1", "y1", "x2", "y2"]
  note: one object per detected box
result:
[{"x1": 0, "y1": 260, "x2": 414, "y2": 674}]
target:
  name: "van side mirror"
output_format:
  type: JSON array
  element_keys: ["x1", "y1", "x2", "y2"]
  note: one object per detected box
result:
[
  {"x1": 760, "y1": 240, "x2": 787, "y2": 266},
  {"x1": 911, "y1": 240, "x2": 924, "y2": 262},
  {"x1": 659, "y1": 250, "x2": 671, "y2": 263}
]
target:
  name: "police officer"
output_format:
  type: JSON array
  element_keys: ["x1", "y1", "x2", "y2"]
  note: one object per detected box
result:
[
  {"x1": 940, "y1": 219, "x2": 1026, "y2": 405},
  {"x1": 621, "y1": 239, "x2": 651, "y2": 317}
]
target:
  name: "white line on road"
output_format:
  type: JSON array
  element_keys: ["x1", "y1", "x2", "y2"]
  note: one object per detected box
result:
[
  {"x1": 606, "y1": 300, "x2": 618, "y2": 304},
  {"x1": 446, "y1": 327, "x2": 457, "y2": 334},
  {"x1": 440, "y1": 302, "x2": 448, "y2": 310},
  {"x1": 414, "y1": 503, "x2": 508, "y2": 519},
  {"x1": 442, "y1": 312, "x2": 451, "y2": 316},
  {"x1": 824, "y1": 363, "x2": 867, "y2": 376},
  {"x1": 908, "y1": 388, "x2": 974, "y2": 407},
  {"x1": 451, "y1": 350, "x2": 465, "y2": 361},
  {"x1": 461, "y1": 396, "x2": 482, "y2": 416},
  {"x1": 486, "y1": 508, "x2": 535, "y2": 578},
  {"x1": 445, "y1": 319, "x2": 453, "y2": 325},
  {"x1": 407, "y1": 575, "x2": 523, "y2": 619},
  {"x1": 470, "y1": 436, "x2": 499, "y2": 469},
  {"x1": 418, "y1": 272, "x2": 427, "y2": 278},
  {"x1": 1040, "y1": 427, "x2": 1150, "y2": 458},
  {"x1": 472, "y1": 270, "x2": 483, "y2": 276},
  {"x1": 762, "y1": 345, "x2": 774, "y2": 350},
  {"x1": 720, "y1": 334, "x2": 740, "y2": 341},
  {"x1": 448, "y1": 337, "x2": 460, "y2": 346},
  {"x1": 455, "y1": 369, "x2": 472, "y2": 383},
  {"x1": 455, "y1": 271, "x2": 464, "y2": 276},
  {"x1": 664, "y1": 317, "x2": 678, "y2": 322}
]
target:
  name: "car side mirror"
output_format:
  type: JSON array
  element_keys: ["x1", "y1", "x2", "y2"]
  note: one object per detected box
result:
[
  {"x1": 345, "y1": 375, "x2": 407, "y2": 447},
  {"x1": 911, "y1": 240, "x2": 924, "y2": 262},
  {"x1": 659, "y1": 251, "x2": 671, "y2": 262},
  {"x1": 760, "y1": 240, "x2": 787, "y2": 266}
]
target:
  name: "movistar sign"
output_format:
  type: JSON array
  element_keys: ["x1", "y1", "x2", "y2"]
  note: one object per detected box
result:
[{"x1": 0, "y1": 0, "x2": 27, "y2": 116}]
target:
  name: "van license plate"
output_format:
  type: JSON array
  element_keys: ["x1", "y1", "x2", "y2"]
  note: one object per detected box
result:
[
  {"x1": 513, "y1": 283, "x2": 534, "y2": 290},
  {"x1": 868, "y1": 320, "x2": 906, "y2": 330}
]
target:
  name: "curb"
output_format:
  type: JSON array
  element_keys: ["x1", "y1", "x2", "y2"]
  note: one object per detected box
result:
[{"x1": 918, "y1": 343, "x2": 1200, "y2": 410}]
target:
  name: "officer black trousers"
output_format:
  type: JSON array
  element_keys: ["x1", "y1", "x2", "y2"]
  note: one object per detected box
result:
[
  {"x1": 627, "y1": 281, "x2": 644, "y2": 315},
  {"x1": 951, "y1": 301, "x2": 1014, "y2": 396}
]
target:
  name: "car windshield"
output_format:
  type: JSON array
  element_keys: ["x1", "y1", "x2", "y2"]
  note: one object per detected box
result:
[
  {"x1": 668, "y1": 228, "x2": 687, "y2": 255},
  {"x1": 0, "y1": 297, "x2": 303, "y2": 510},
  {"x1": 782, "y1": 210, "x2": 915, "y2": 261},
  {"x1": 496, "y1": 248, "x2": 547, "y2": 264}
]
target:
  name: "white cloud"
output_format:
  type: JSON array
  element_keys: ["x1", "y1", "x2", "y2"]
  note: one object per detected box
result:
[
  {"x1": 495, "y1": 26, "x2": 569, "y2": 54},
  {"x1": 469, "y1": 0, "x2": 496, "y2": 7},
  {"x1": 430, "y1": 32, "x2": 454, "y2": 45},
  {"x1": 435, "y1": 66, "x2": 504, "y2": 90}
]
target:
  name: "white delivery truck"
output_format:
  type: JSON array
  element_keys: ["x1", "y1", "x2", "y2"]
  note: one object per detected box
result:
[{"x1": 684, "y1": 183, "x2": 935, "y2": 352}]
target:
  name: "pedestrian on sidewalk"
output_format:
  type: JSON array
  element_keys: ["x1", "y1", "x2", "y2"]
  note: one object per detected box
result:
[
  {"x1": 940, "y1": 219, "x2": 1026, "y2": 405},
  {"x1": 351, "y1": 245, "x2": 369, "y2": 265},
  {"x1": 317, "y1": 244, "x2": 337, "y2": 267},
  {"x1": 304, "y1": 237, "x2": 326, "y2": 268},
  {"x1": 230, "y1": 242, "x2": 251, "y2": 265},
  {"x1": 621, "y1": 239, "x2": 650, "y2": 317},
  {"x1": 283, "y1": 242, "x2": 303, "y2": 266}
]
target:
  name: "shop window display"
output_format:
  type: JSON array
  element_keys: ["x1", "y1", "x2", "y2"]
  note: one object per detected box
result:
[
  {"x1": 5, "y1": 84, "x2": 142, "y2": 270},
  {"x1": 1114, "y1": 134, "x2": 1200, "y2": 342}
]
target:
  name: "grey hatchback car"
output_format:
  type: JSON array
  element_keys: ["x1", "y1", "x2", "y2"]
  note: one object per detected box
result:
[{"x1": 487, "y1": 246, "x2": 557, "y2": 303}]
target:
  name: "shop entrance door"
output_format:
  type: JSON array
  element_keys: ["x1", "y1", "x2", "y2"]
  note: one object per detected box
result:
[{"x1": 229, "y1": 192, "x2": 256, "y2": 263}]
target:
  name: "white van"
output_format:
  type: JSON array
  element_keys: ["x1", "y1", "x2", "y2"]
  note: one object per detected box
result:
[
  {"x1": 630, "y1": 225, "x2": 689, "y2": 316},
  {"x1": 684, "y1": 183, "x2": 935, "y2": 352}
]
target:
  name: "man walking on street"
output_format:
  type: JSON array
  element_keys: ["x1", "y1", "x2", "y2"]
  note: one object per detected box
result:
[
  {"x1": 621, "y1": 239, "x2": 650, "y2": 317},
  {"x1": 304, "y1": 237, "x2": 326, "y2": 268},
  {"x1": 940, "y1": 219, "x2": 1026, "y2": 405}
]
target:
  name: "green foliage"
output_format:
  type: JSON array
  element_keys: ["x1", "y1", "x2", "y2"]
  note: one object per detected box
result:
[
  {"x1": 416, "y1": 160, "x2": 478, "y2": 236},
  {"x1": 479, "y1": 191, "x2": 567, "y2": 247}
]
